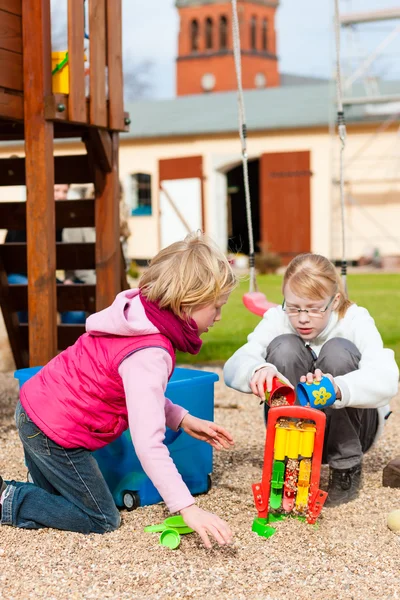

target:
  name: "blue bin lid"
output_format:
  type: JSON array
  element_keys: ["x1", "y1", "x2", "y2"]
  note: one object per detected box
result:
[
  {"x1": 14, "y1": 366, "x2": 219, "y2": 389},
  {"x1": 169, "y1": 367, "x2": 218, "y2": 388},
  {"x1": 14, "y1": 366, "x2": 43, "y2": 386}
]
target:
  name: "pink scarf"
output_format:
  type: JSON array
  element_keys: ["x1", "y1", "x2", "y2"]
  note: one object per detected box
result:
[{"x1": 139, "y1": 293, "x2": 202, "y2": 355}]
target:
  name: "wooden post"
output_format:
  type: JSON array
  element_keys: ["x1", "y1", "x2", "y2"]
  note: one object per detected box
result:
[
  {"x1": 89, "y1": 0, "x2": 107, "y2": 127},
  {"x1": 68, "y1": 0, "x2": 86, "y2": 123},
  {"x1": 106, "y1": 0, "x2": 125, "y2": 131},
  {"x1": 94, "y1": 132, "x2": 120, "y2": 309},
  {"x1": 22, "y1": 0, "x2": 57, "y2": 365}
]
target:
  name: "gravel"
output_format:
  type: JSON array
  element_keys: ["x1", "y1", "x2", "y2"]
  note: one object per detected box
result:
[{"x1": 0, "y1": 368, "x2": 399, "y2": 600}]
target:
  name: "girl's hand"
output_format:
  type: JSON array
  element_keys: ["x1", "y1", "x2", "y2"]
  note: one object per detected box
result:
[
  {"x1": 250, "y1": 366, "x2": 293, "y2": 399},
  {"x1": 180, "y1": 504, "x2": 233, "y2": 549},
  {"x1": 180, "y1": 414, "x2": 234, "y2": 450},
  {"x1": 300, "y1": 368, "x2": 340, "y2": 398}
]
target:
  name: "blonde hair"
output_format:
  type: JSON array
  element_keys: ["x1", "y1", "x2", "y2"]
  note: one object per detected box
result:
[
  {"x1": 283, "y1": 253, "x2": 352, "y2": 318},
  {"x1": 139, "y1": 232, "x2": 237, "y2": 318}
]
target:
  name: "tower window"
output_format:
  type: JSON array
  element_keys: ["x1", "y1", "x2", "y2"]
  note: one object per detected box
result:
[
  {"x1": 250, "y1": 16, "x2": 257, "y2": 50},
  {"x1": 205, "y1": 17, "x2": 213, "y2": 50},
  {"x1": 219, "y1": 15, "x2": 228, "y2": 50},
  {"x1": 262, "y1": 18, "x2": 268, "y2": 51},
  {"x1": 190, "y1": 19, "x2": 200, "y2": 52}
]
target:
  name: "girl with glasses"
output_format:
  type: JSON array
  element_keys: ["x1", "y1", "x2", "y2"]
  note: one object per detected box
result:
[{"x1": 224, "y1": 253, "x2": 398, "y2": 507}]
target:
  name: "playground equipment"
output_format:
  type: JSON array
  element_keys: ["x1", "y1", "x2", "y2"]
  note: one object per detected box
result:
[
  {"x1": 0, "y1": 0, "x2": 129, "y2": 368},
  {"x1": 252, "y1": 378, "x2": 328, "y2": 538}
]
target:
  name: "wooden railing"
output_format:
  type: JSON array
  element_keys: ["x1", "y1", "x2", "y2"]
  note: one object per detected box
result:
[
  {"x1": 0, "y1": 0, "x2": 126, "y2": 131},
  {"x1": 67, "y1": 0, "x2": 125, "y2": 130}
]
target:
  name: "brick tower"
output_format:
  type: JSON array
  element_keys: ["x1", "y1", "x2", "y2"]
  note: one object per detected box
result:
[{"x1": 176, "y1": 0, "x2": 280, "y2": 96}]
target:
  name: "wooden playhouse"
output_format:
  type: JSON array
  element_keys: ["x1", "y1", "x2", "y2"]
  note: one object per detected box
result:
[{"x1": 0, "y1": 0, "x2": 129, "y2": 368}]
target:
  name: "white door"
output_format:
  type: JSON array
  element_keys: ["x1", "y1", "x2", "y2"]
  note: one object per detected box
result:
[{"x1": 160, "y1": 177, "x2": 202, "y2": 248}]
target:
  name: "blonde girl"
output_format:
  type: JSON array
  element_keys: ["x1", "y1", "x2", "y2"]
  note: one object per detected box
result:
[
  {"x1": 224, "y1": 253, "x2": 398, "y2": 507},
  {"x1": 1, "y1": 233, "x2": 237, "y2": 549}
]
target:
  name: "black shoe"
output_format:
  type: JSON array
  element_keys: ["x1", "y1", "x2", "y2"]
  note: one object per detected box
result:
[{"x1": 325, "y1": 463, "x2": 362, "y2": 507}]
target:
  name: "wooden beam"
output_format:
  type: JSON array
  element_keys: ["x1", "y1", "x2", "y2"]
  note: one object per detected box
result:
[
  {"x1": 8, "y1": 283, "x2": 96, "y2": 313},
  {"x1": 22, "y1": 0, "x2": 57, "y2": 366},
  {"x1": 92, "y1": 132, "x2": 120, "y2": 309},
  {"x1": 68, "y1": 0, "x2": 86, "y2": 123},
  {"x1": 0, "y1": 48, "x2": 23, "y2": 91},
  {"x1": 0, "y1": 242, "x2": 96, "y2": 273},
  {"x1": 106, "y1": 0, "x2": 125, "y2": 131},
  {"x1": 0, "y1": 89, "x2": 23, "y2": 120},
  {"x1": 0, "y1": 199, "x2": 95, "y2": 230},
  {"x1": 44, "y1": 94, "x2": 128, "y2": 132},
  {"x1": 19, "y1": 323, "x2": 86, "y2": 351},
  {"x1": 0, "y1": 10, "x2": 22, "y2": 53},
  {"x1": 89, "y1": 0, "x2": 107, "y2": 127},
  {"x1": 0, "y1": 0, "x2": 22, "y2": 16},
  {"x1": 0, "y1": 154, "x2": 93, "y2": 186},
  {"x1": 85, "y1": 128, "x2": 112, "y2": 172}
]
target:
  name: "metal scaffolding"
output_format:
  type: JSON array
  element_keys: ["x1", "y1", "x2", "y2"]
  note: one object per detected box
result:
[{"x1": 331, "y1": 2, "x2": 400, "y2": 264}]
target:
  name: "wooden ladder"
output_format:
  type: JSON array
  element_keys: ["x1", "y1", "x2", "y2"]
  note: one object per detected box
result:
[{"x1": 0, "y1": 194, "x2": 129, "y2": 369}]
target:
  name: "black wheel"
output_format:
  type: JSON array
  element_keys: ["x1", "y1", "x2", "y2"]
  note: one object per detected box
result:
[
  {"x1": 207, "y1": 474, "x2": 212, "y2": 492},
  {"x1": 122, "y1": 490, "x2": 140, "y2": 511}
]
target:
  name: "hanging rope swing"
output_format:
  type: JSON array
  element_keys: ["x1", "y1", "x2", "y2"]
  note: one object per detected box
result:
[
  {"x1": 230, "y1": 0, "x2": 277, "y2": 317},
  {"x1": 230, "y1": 0, "x2": 348, "y2": 317},
  {"x1": 334, "y1": 0, "x2": 348, "y2": 291}
]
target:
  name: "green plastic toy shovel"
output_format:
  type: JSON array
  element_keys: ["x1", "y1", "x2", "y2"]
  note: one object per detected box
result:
[{"x1": 144, "y1": 515, "x2": 194, "y2": 535}]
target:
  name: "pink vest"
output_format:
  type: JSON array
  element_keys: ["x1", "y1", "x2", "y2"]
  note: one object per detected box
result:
[{"x1": 20, "y1": 333, "x2": 176, "y2": 451}]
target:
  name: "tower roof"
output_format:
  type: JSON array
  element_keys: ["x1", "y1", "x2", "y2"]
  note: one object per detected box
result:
[{"x1": 175, "y1": 0, "x2": 279, "y2": 7}]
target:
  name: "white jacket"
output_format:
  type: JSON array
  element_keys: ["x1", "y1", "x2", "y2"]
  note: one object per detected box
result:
[{"x1": 223, "y1": 304, "x2": 399, "y2": 442}]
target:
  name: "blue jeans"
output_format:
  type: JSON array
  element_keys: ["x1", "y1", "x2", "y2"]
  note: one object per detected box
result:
[
  {"x1": 7, "y1": 274, "x2": 86, "y2": 325},
  {"x1": 1, "y1": 401, "x2": 120, "y2": 533}
]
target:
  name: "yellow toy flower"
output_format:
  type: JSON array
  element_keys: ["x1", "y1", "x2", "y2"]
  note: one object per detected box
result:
[{"x1": 312, "y1": 387, "x2": 332, "y2": 406}]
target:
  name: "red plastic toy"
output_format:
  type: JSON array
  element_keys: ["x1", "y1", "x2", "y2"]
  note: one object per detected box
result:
[{"x1": 252, "y1": 404, "x2": 328, "y2": 538}]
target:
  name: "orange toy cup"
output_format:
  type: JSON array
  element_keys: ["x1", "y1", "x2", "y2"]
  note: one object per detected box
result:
[{"x1": 264, "y1": 376, "x2": 295, "y2": 407}]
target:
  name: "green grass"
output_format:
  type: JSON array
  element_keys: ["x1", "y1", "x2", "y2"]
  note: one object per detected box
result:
[{"x1": 177, "y1": 274, "x2": 400, "y2": 367}]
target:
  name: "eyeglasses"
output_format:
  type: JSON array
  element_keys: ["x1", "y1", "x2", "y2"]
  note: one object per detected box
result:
[{"x1": 282, "y1": 295, "x2": 335, "y2": 318}]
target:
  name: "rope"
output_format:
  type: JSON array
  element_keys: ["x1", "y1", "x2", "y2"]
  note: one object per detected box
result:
[
  {"x1": 334, "y1": 0, "x2": 348, "y2": 291},
  {"x1": 231, "y1": 0, "x2": 257, "y2": 293}
]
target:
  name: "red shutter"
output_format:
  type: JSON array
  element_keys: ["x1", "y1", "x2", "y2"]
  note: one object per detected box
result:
[{"x1": 260, "y1": 151, "x2": 311, "y2": 264}]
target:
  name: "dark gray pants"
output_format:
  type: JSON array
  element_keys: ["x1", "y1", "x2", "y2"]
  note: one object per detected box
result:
[{"x1": 265, "y1": 334, "x2": 378, "y2": 469}]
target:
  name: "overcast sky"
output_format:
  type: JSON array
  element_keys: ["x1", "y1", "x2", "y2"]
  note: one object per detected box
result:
[{"x1": 120, "y1": 0, "x2": 400, "y2": 99}]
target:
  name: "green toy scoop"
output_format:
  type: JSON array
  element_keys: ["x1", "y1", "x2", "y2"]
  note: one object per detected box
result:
[
  {"x1": 159, "y1": 528, "x2": 181, "y2": 549},
  {"x1": 144, "y1": 515, "x2": 194, "y2": 535}
]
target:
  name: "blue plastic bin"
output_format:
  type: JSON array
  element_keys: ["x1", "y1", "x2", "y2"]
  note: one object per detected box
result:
[{"x1": 14, "y1": 366, "x2": 218, "y2": 510}]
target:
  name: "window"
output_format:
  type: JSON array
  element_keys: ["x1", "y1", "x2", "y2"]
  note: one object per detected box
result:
[
  {"x1": 250, "y1": 16, "x2": 257, "y2": 50},
  {"x1": 130, "y1": 173, "x2": 152, "y2": 216},
  {"x1": 262, "y1": 18, "x2": 268, "y2": 51},
  {"x1": 219, "y1": 15, "x2": 228, "y2": 49},
  {"x1": 190, "y1": 19, "x2": 199, "y2": 52},
  {"x1": 205, "y1": 17, "x2": 213, "y2": 50}
]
